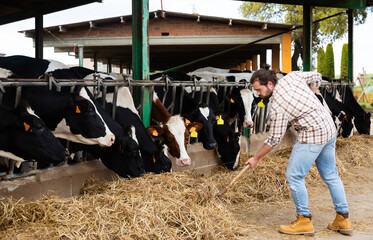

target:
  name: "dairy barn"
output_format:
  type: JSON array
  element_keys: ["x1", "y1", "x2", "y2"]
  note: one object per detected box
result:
[{"x1": 0, "y1": 0, "x2": 373, "y2": 239}]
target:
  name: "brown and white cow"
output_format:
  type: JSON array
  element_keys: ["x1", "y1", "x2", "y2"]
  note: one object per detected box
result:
[{"x1": 147, "y1": 93, "x2": 202, "y2": 166}]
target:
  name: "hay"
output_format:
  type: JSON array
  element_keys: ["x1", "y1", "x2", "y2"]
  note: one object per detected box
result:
[{"x1": 0, "y1": 135, "x2": 372, "y2": 239}]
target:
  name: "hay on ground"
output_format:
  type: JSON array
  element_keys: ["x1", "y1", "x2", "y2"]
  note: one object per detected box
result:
[{"x1": 0, "y1": 135, "x2": 371, "y2": 239}]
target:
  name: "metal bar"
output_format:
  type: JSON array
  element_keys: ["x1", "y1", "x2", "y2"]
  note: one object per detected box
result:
[
  {"x1": 303, "y1": 5, "x2": 312, "y2": 71},
  {"x1": 348, "y1": 9, "x2": 354, "y2": 83}
]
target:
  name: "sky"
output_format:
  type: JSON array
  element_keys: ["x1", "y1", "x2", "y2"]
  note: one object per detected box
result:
[{"x1": 0, "y1": 0, "x2": 372, "y2": 77}]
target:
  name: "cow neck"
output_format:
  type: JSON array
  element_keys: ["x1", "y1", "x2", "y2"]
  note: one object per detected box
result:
[{"x1": 152, "y1": 97, "x2": 171, "y2": 124}]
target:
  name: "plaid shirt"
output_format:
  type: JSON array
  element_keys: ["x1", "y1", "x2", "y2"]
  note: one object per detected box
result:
[{"x1": 265, "y1": 71, "x2": 336, "y2": 148}]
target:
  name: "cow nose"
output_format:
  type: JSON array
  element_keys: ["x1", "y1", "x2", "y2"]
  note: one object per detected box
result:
[
  {"x1": 110, "y1": 135, "x2": 115, "y2": 144},
  {"x1": 244, "y1": 121, "x2": 254, "y2": 128},
  {"x1": 179, "y1": 158, "x2": 191, "y2": 166}
]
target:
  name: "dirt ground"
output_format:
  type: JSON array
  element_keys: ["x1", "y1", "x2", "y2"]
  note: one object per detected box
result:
[{"x1": 229, "y1": 162, "x2": 373, "y2": 239}]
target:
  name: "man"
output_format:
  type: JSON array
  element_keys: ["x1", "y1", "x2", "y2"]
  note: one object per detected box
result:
[{"x1": 245, "y1": 68, "x2": 352, "y2": 236}]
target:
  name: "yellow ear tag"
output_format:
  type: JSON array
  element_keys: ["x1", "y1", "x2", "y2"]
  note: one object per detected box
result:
[
  {"x1": 23, "y1": 122, "x2": 30, "y2": 132},
  {"x1": 190, "y1": 127, "x2": 198, "y2": 138},
  {"x1": 153, "y1": 156, "x2": 156, "y2": 163},
  {"x1": 258, "y1": 99, "x2": 264, "y2": 108},
  {"x1": 217, "y1": 115, "x2": 224, "y2": 125},
  {"x1": 230, "y1": 98, "x2": 235, "y2": 103},
  {"x1": 152, "y1": 129, "x2": 159, "y2": 136},
  {"x1": 185, "y1": 118, "x2": 191, "y2": 124},
  {"x1": 227, "y1": 136, "x2": 230, "y2": 142},
  {"x1": 76, "y1": 105, "x2": 81, "y2": 113}
]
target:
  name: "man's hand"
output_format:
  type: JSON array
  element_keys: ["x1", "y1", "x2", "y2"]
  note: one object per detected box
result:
[{"x1": 245, "y1": 156, "x2": 259, "y2": 168}]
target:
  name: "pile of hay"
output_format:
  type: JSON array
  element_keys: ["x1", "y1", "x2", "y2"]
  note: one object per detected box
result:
[
  {"x1": 0, "y1": 173, "x2": 246, "y2": 239},
  {"x1": 0, "y1": 135, "x2": 371, "y2": 239}
]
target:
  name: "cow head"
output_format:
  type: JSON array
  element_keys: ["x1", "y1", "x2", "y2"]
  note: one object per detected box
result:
[
  {"x1": 213, "y1": 117, "x2": 241, "y2": 170},
  {"x1": 354, "y1": 112, "x2": 371, "y2": 135},
  {"x1": 57, "y1": 86, "x2": 115, "y2": 147},
  {"x1": 112, "y1": 125, "x2": 144, "y2": 177},
  {"x1": 228, "y1": 88, "x2": 254, "y2": 128},
  {"x1": 183, "y1": 103, "x2": 217, "y2": 150},
  {"x1": 147, "y1": 116, "x2": 202, "y2": 167},
  {"x1": 5, "y1": 101, "x2": 68, "y2": 164},
  {"x1": 143, "y1": 142, "x2": 172, "y2": 174}
]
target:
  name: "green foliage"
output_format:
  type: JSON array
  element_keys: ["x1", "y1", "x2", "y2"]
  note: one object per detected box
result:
[
  {"x1": 323, "y1": 44, "x2": 335, "y2": 79},
  {"x1": 340, "y1": 43, "x2": 349, "y2": 80},
  {"x1": 317, "y1": 48, "x2": 325, "y2": 75}
]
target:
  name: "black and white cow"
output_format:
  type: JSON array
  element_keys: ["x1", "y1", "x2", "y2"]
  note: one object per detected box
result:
[
  {"x1": 66, "y1": 86, "x2": 145, "y2": 178},
  {"x1": 191, "y1": 87, "x2": 242, "y2": 170},
  {"x1": 315, "y1": 91, "x2": 354, "y2": 138},
  {"x1": 100, "y1": 86, "x2": 172, "y2": 174},
  {"x1": 187, "y1": 69, "x2": 256, "y2": 129},
  {"x1": 150, "y1": 72, "x2": 218, "y2": 150},
  {"x1": 342, "y1": 86, "x2": 371, "y2": 135},
  {"x1": 0, "y1": 101, "x2": 68, "y2": 165},
  {"x1": 0, "y1": 56, "x2": 116, "y2": 147},
  {"x1": 0, "y1": 55, "x2": 68, "y2": 78}
]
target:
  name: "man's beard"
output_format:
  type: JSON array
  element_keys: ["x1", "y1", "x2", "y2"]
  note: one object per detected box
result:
[{"x1": 261, "y1": 86, "x2": 273, "y2": 100}]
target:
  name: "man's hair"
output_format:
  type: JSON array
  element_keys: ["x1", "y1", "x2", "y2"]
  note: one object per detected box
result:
[{"x1": 250, "y1": 64, "x2": 278, "y2": 86}]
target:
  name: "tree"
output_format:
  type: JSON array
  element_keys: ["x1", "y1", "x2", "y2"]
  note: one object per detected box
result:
[
  {"x1": 317, "y1": 48, "x2": 325, "y2": 75},
  {"x1": 324, "y1": 44, "x2": 335, "y2": 79},
  {"x1": 340, "y1": 43, "x2": 349, "y2": 81},
  {"x1": 239, "y1": 3, "x2": 372, "y2": 70}
]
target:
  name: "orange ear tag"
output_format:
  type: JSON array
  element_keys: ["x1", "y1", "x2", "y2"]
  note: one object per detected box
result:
[
  {"x1": 217, "y1": 115, "x2": 224, "y2": 125},
  {"x1": 153, "y1": 156, "x2": 156, "y2": 163},
  {"x1": 185, "y1": 118, "x2": 191, "y2": 124},
  {"x1": 23, "y1": 122, "x2": 30, "y2": 132},
  {"x1": 230, "y1": 98, "x2": 235, "y2": 103},
  {"x1": 227, "y1": 136, "x2": 230, "y2": 142},
  {"x1": 152, "y1": 129, "x2": 159, "y2": 136},
  {"x1": 76, "y1": 105, "x2": 81, "y2": 113},
  {"x1": 190, "y1": 127, "x2": 198, "y2": 138},
  {"x1": 258, "y1": 99, "x2": 264, "y2": 108},
  {"x1": 119, "y1": 144, "x2": 122, "y2": 152}
]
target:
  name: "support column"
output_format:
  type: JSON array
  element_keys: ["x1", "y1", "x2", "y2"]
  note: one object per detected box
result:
[
  {"x1": 303, "y1": 5, "x2": 312, "y2": 71},
  {"x1": 272, "y1": 44, "x2": 280, "y2": 72},
  {"x1": 93, "y1": 52, "x2": 98, "y2": 71},
  {"x1": 240, "y1": 62, "x2": 246, "y2": 71},
  {"x1": 78, "y1": 45, "x2": 84, "y2": 67},
  {"x1": 282, "y1": 32, "x2": 292, "y2": 73},
  {"x1": 132, "y1": 0, "x2": 150, "y2": 127},
  {"x1": 246, "y1": 59, "x2": 252, "y2": 71},
  {"x1": 252, "y1": 55, "x2": 258, "y2": 71},
  {"x1": 35, "y1": 15, "x2": 43, "y2": 59},
  {"x1": 107, "y1": 58, "x2": 112, "y2": 73},
  {"x1": 260, "y1": 50, "x2": 266, "y2": 68},
  {"x1": 348, "y1": 9, "x2": 354, "y2": 82}
]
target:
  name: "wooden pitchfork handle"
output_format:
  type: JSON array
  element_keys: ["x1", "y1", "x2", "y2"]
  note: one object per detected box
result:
[{"x1": 216, "y1": 163, "x2": 251, "y2": 197}]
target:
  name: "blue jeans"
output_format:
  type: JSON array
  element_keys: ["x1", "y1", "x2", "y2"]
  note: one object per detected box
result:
[{"x1": 286, "y1": 137, "x2": 348, "y2": 216}]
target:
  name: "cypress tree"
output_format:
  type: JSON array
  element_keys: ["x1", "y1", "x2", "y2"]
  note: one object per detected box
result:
[
  {"x1": 323, "y1": 43, "x2": 335, "y2": 79},
  {"x1": 317, "y1": 48, "x2": 325, "y2": 76},
  {"x1": 340, "y1": 43, "x2": 348, "y2": 81}
]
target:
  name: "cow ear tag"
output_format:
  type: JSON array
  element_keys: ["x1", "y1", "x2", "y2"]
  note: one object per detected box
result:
[
  {"x1": 153, "y1": 156, "x2": 156, "y2": 163},
  {"x1": 185, "y1": 118, "x2": 191, "y2": 124},
  {"x1": 23, "y1": 122, "x2": 31, "y2": 132},
  {"x1": 217, "y1": 115, "x2": 224, "y2": 125},
  {"x1": 152, "y1": 129, "x2": 159, "y2": 137},
  {"x1": 190, "y1": 127, "x2": 198, "y2": 138},
  {"x1": 227, "y1": 136, "x2": 230, "y2": 142},
  {"x1": 258, "y1": 99, "x2": 264, "y2": 107},
  {"x1": 76, "y1": 105, "x2": 81, "y2": 113},
  {"x1": 230, "y1": 98, "x2": 235, "y2": 103}
]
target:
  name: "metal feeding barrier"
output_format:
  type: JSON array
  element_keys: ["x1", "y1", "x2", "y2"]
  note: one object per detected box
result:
[{"x1": 0, "y1": 75, "x2": 355, "y2": 181}]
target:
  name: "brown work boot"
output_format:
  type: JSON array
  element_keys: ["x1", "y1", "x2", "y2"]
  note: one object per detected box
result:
[
  {"x1": 328, "y1": 212, "x2": 353, "y2": 236},
  {"x1": 279, "y1": 214, "x2": 315, "y2": 236}
]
